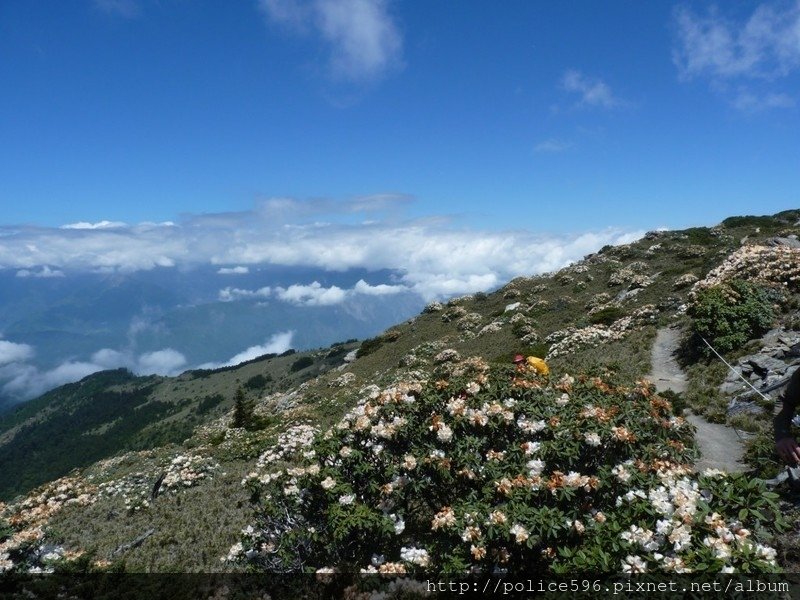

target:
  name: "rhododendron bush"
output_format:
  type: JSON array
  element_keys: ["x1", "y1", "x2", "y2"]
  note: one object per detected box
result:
[{"x1": 234, "y1": 361, "x2": 783, "y2": 576}]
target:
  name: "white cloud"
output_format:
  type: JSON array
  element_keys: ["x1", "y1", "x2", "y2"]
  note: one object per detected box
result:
[
  {"x1": 90, "y1": 348, "x2": 129, "y2": 369},
  {"x1": 1, "y1": 361, "x2": 103, "y2": 400},
  {"x1": 196, "y1": 331, "x2": 295, "y2": 369},
  {"x1": 221, "y1": 279, "x2": 407, "y2": 306},
  {"x1": 136, "y1": 349, "x2": 187, "y2": 376},
  {"x1": 219, "y1": 286, "x2": 272, "y2": 302},
  {"x1": 561, "y1": 70, "x2": 625, "y2": 109},
  {"x1": 0, "y1": 340, "x2": 35, "y2": 365},
  {"x1": 402, "y1": 273, "x2": 499, "y2": 299},
  {"x1": 15, "y1": 265, "x2": 65, "y2": 278},
  {"x1": 0, "y1": 342, "x2": 189, "y2": 401},
  {"x1": 217, "y1": 266, "x2": 250, "y2": 275},
  {"x1": 275, "y1": 281, "x2": 348, "y2": 306},
  {"x1": 732, "y1": 89, "x2": 795, "y2": 112},
  {"x1": 346, "y1": 194, "x2": 413, "y2": 213},
  {"x1": 0, "y1": 198, "x2": 644, "y2": 301},
  {"x1": 0, "y1": 223, "x2": 188, "y2": 272},
  {"x1": 60, "y1": 220, "x2": 127, "y2": 230},
  {"x1": 0, "y1": 342, "x2": 126, "y2": 400},
  {"x1": 224, "y1": 331, "x2": 295, "y2": 365},
  {"x1": 352, "y1": 279, "x2": 405, "y2": 295},
  {"x1": 534, "y1": 139, "x2": 573, "y2": 153},
  {"x1": 673, "y1": 2, "x2": 800, "y2": 109},
  {"x1": 259, "y1": 0, "x2": 403, "y2": 82}
]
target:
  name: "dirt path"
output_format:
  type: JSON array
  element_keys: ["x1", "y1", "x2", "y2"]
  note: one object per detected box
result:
[
  {"x1": 649, "y1": 327, "x2": 688, "y2": 395},
  {"x1": 648, "y1": 327, "x2": 747, "y2": 474}
]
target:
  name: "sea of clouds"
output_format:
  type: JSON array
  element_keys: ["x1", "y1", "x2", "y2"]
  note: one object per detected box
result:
[{"x1": 0, "y1": 196, "x2": 643, "y2": 402}]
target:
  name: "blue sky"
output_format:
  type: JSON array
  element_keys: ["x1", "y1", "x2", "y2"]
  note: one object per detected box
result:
[
  {"x1": 1, "y1": 1, "x2": 799, "y2": 397},
  {"x1": 1, "y1": 0, "x2": 797, "y2": 234}
]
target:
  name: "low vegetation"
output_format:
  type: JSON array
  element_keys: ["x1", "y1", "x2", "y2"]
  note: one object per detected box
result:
[
  {"x1": 688, "y1": 279, "x2": 775, "y2": 357},
  {"x1": 1, "y1": 210, "x2": 799, "y2": 580},
  {"x1": 235, "y1": 361, "x2": 783, "y2": 578}
]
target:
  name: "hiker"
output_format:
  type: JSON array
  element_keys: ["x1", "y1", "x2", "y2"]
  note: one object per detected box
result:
[{"x1": 773, "y1": 368, "x2": 800, "y2": 464}]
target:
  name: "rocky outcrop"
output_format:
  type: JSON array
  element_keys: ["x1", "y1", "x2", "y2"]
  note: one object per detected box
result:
[
  {"x1": 765, "y1": 235, "x2": 800, "y2": 249},
  {"x1": 720, "y1": 329, "x2": 800, "y2": 416}
]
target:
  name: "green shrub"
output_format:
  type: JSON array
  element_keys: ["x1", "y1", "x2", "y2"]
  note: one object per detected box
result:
[
  {"x1": 235, "y1": 364, "x2": 783, "y2": 577},
  {"x1": 721, "y1": 216, "x2": 779, "y2": 230},
  {"x1": 356, "y1": 331, "x2": 401, "y2": 359},
  {"x1": 245, "y1": 374, "x2": 272, "y2": 390},
  {"x1": 682, "y1": 227, "x2": 716, "y2": 246},
  {"x1": 197, "y1": 393, "x2": 225, "y2": 415},
  {"x1": 526, "y1": 342, "x2": 549, "y2": 359},
  {"x1": 743, "y1": 432, "x2": 782, "y2": 480},
  {"x1": 588, "y1": 306, "x2": 625, "y2": 326},
  {"x1": 688, "y1": 280, "x2": 775, "y2": 356},
  {"x1": 290, "y1": 356, "x2": 315, "y2": 373},
  {"x1": 656, "y1": 389, "x2": 687, "y2": 416}
]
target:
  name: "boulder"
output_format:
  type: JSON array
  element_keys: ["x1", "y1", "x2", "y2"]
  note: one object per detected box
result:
[
  {"x1": 765, "y1": 236, "x2": 800, "y2": 249},
  {"x1": 615, "y1": 287, "x2": 642, "y2": 302},
  {"x1": 746, "y1": 355, "x2": 789, "y2": 376},
  {"x1": 720, "y1": 381, "x2": 747, "y2": 396},
  {"x1": 727, "y1": 397, "x2": 766, "y2": 417}
]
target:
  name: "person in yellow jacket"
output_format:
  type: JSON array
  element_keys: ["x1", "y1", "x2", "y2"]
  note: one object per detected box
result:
[{"x1": 526, "y1": 356, "x2": 549, "y2": 376}]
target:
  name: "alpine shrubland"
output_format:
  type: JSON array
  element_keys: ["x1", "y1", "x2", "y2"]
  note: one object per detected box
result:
[{"x1": 1, "y1": 209, "x2": 800, "y2": 583}]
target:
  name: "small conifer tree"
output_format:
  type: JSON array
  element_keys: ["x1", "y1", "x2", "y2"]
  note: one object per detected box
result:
[{"x1": 232, "y1": 386, "x2": 255, "y2": 429}]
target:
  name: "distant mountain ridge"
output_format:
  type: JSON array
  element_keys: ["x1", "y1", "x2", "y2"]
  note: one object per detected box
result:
[{"x1": 0, "y1": 265, "x2": 424, "y2": 407}]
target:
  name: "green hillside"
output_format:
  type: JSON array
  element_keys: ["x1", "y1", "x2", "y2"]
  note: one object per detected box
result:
[
  {"x1": 0, "y1": 344, "x2": 359, "y2": 500},
  {"x1": 1, "y1": 210, "x2": 799, "y2": 581}
]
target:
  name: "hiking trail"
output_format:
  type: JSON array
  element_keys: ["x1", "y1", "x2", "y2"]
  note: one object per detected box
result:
[{"x1": 649, "y1": 326, "x2": 748, "y2": 474}]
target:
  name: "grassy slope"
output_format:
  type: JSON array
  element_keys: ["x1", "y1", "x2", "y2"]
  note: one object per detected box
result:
[
  {"x1": 6, "y1": 209, "x2": 800, "y2": 571},
  {"x1": 0, "y1": 344, "x2": 359, "y2": 501}
]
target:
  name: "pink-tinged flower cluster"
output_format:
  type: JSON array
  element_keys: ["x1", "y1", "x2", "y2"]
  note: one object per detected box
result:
[
  {"x1": 545, "y1": 305, "x2": 658, "y2": 358},
  {"x1": 231, "y1": 362, "x2": 780, "y2": 576},
  {"x1": 1, "y1": 476, "x2": 97, "y2": 573},
  {"x1": 692, "y1": 244, "x2": 800, "y2": 293}
]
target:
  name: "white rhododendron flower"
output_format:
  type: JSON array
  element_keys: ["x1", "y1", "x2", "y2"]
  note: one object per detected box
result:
[
  {"x1": 584, "y1": 432, "x2": 601, "y2": 446},
  {"x1": 400, "y1": 546, "x2": 430, "y2": 567},
  {"x1": 465, "y1": 382, "x2": 481, "y2": 395},
  {"x1": 510, "y1": 523, "x2": 529, "y2": 544},
  {"x1": 622, "y1": 555, "x2": 647, "y2": 573}
]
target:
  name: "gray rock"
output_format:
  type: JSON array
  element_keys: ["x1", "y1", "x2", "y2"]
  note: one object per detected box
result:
[
  {"x1": 747, "y1": 355, "x2": 789, "y2": 375},
  {"x1": 615, "y1": 287, "x2": 642, "y2": 302},
  {"x1": 738, "y1": 363, "x2": 754, "y2": 376},
  {"x1": 721, "y1": 381, "x2": 748, "y2": 395},
  {"x1": 727, "y1": 397, "x2": 766, "y2": 417},
  {"x1": 765, "y1": 467, "x2": 800, "y2": 489},
  {"x1": 762, "y1": 328, "x2": 790, "y2": 346},
  {"x1": 766, "y1": 236, "x2": 800, "y2": 248}
]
